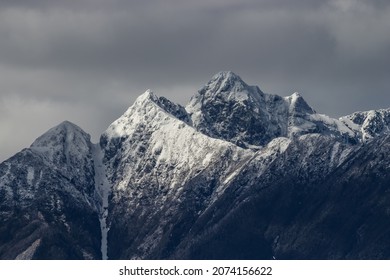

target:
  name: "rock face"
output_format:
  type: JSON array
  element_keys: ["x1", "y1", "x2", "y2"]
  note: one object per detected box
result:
[
  {"x1": 1, "y1": 72, "x2": 390, "y2": 259},
  {"x1": 101, "y1": 89, "x2": 252, "y2": 259},
  {"x1": 186, "y1": 71, "x2": 359, "y2": 148},
  {"x1": 341, "y1": 109, "x2": 390, "y2": 142}
]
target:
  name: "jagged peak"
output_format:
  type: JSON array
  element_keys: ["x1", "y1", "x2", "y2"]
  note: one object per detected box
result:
[
  {"x1": 59, "y1": 120, "x2": 89, "y2": 134},
  {"x1": 343, "y1": 108, "x2": 390, "y2": 120},
  {"x1": 134, "y1": 89, "x2": 158, "y2": 104},
  {"x1": 285, "y1": 92, "x2": 315, "y2": 114},
  {"x1": 199, "y1": 71, "x2": 250, "y2": 95},
  {"x1": 30, "y1": 120, "x2": 92, "y2": 167},
  {"x1": 31, "y1": 120, "x2": 90, "y2": 149},
  {"x1": 340, "y1": 108, "x2": 390, "y2": 142},
  {"x1": 211, "y1": 71, "x2": 245, "y2": 83},
  {"x1": 118, "y1": 89, "x2": 160, "y2": 120},
  {"x1": 186, "y1": 71, "x2": 265, "y2": 113},
  {"x1": 53, "y1": 120, "x2": 82, "y2": 131},
  {"x1": 291, "y1": 92, "x2": 301, "y2": 98},
  {"x1": 122, "y1": 90, "x2": 188, "y2": 122},
  {"x1": 104, "y1": 90, "x2": 191, "y2": 140}
]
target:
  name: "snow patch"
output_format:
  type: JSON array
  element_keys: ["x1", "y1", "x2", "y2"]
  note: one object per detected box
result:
[
  {"x1": 268, "y1": 137, "x2": 291, "y2": 153},
  {"x1": 27, "y1": 167, "x2": 34, "y2": 185},
  {"x1": 339, "y1": 116, "x2": 361, "y2": 131},
  {"x1": 223, "y1": 168, "x2": 241, "y2": 185},
  {"x1": 202, "y1": 153, "x2": 213, "y2": 166},
  {"x1": 286, "y1": 92, "x2": 301, "y2": 106},
  {"x1": 59, "y1": 214, "x2": 70, "y2": 232},
  {"x1": 15, "y1": 239, "x2": 41, "y2": 260},
  {"x1": 310, "y1": 113, "x2": 355, "y2": 136},
  {"x1": 330, "y1": 142, "x2": 340, "y2": 167}
]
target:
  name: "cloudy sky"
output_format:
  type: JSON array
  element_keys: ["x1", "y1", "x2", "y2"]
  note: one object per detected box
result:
[{"x1": 1, "y1": 0, "x2": 390, "y2": 162}]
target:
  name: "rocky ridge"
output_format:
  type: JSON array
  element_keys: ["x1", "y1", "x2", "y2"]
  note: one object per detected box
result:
[{"x1": 1, "y1": 72, "x2": 390, "y2": 259}]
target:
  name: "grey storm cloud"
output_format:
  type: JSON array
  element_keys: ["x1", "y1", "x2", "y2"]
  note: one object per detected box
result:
[{"x1": 1, "y1": 0, "x2": 390, "y2": 161}]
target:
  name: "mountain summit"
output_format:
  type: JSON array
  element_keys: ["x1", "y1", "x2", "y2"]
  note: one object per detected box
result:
[
  {"x1": 1, "y1": 72, "x2": 390, "y2": 259},
  {"x1": 197, "y1": 71, "x2": 255, "y2": 96},
  {"x1": 186, "y1": 71, "x2": 358, "y2": 147}
]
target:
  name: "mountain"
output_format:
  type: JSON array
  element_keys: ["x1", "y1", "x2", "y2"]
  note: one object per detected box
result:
[
  {"x1": 0, "y1": 122, "x2": 100, "y2": 259},
  {"x1": 101, "y1": 89, "x2": 252, "y2": 259},
  {"x1": 1, "y1": 72, "x2": 390, "y2": 259}
]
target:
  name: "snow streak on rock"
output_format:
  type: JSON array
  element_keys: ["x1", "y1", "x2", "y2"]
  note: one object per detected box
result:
[
  {"x1": 92, "y1": 144, "x2": 111, "y2": 260},
  {"x1": 15, "y1": 239, "x2": 41, "y2": 260}
]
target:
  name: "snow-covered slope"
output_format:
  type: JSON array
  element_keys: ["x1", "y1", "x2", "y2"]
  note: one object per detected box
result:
[
  {"x1": 341, "y1": 109, "x2": 390, "y2": 142},
  {"x1": 101, "y1": 89, "x2": 253, "y2": 259},
  {"x1": 102, "y1": 90, "x2": 252, "y2": 196}
]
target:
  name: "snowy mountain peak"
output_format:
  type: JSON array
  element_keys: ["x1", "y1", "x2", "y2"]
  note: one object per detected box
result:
[
  {"x1": 133, "y1": 89, "x2": 158, "y2": 105},
  {"x1": 285, "y1": 92, "x2": 315, "y2": 115},
  {"x1": 197, "y1": 71, "x2": 260, "y2": 98},
  {"x1": 186, "y1": 71, "x2": 264, "y2": 117},
  {"x1": 291, "y1": 92, "x2": 300, "y2": 97},
  {"x1": 103, "y1": 90, "x2": 190, "y2": 141},
  {"x1": 341, "y1": 108, "x2": 390, "y2": 142},
  {"x1": 185, "y1": 72, "x2": 282, "y2": 147},
  {"x1": 28, "y1": 120, "x2": 94, "y2": 191},
  {"x1": 211, "y1": 71, "x2": 246, "y2": 86},
  {"x1": 31, "y1": 120, "x2": 91, "y2": 152},
  {"x1": 30, "y1": 120, "x2": 92, "y2": 167},
  {"x1": 185, "y1": 72, "x2": 363, "y2": 147},
  {"x1": 123, "y1": 89, "x2": 188, "y2": 122}
]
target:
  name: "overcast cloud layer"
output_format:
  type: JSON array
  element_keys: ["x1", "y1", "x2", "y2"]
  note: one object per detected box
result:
[{"x1": 1, "y1": 0, "x2": 390, "y2": 161}]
